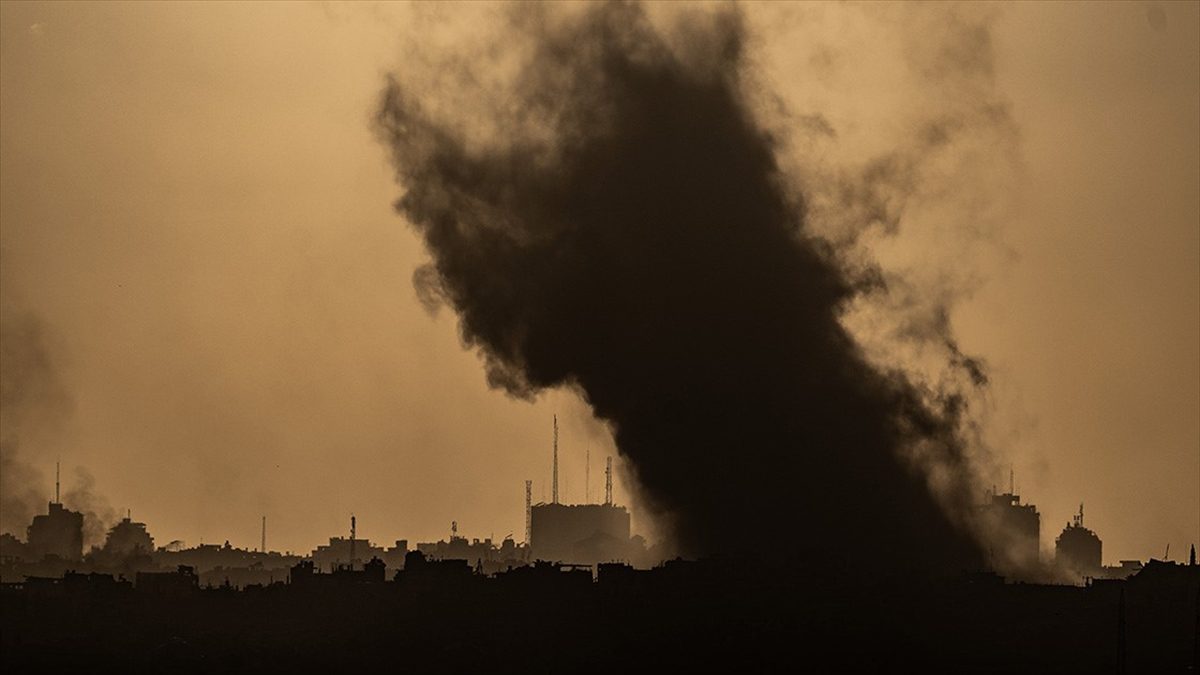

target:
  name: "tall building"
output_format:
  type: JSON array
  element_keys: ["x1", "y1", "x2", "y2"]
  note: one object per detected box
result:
[
  {"x1": 102, "y1": 514, "x2": 155, "y2": 557},
  {"x1": 530, "y1": 503, "x2": 630, "y2": 564},
  {"x1": 529, "y1": 416, "x2": 633, "y2": 565},
  {"x1": 984, "y1": 490, "x2": 1041, "y2": 569},
  {"x1": 1055, "y1": 504, "x2": 1101, "y2": 579},
  {"x1": 27, "y1": 501, "x2": 84, "y2": 561}
]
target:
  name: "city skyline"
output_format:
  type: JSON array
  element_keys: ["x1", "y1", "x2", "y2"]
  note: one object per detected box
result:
[{"x1": 8, "y1": 455, "x2": 1166, "y2": 570}]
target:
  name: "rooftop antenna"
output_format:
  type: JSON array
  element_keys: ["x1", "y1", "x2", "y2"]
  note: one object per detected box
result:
[
  {"x1": 261, "y1": 516, "x2": 266, "y2": 554},
  {"x1": 55, "y1": 460, "x2": 60, "y2": 504},
  {"x1": 349, "y1": 514, "x2": 356, "y2": 569},
  {"x1": 586, "y1": 446, "x2": 591, "y2": 504},
  {"x1": 127, "y1": 508, "x2": 131, "y2": 521},
  {"x1": 524, "y1": 480, "x2": 532, "y2": 545},
  {"x1": 605, "y1": 457, "x2": 613, "y2": 506},
  {"x1": 552, "y1": 415, "x2": 559, "y2": 505},
  {"x1": 1009, "y1": 467, "x2": 1014, "y2": 496},
  {"x1": 1164, "y1": 543, "x2": 1170, "y2": 561}
]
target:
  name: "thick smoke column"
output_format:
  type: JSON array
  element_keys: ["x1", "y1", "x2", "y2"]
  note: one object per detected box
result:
[{"x1": 377, "y1": 4, "x2": 983, "y2": 569}]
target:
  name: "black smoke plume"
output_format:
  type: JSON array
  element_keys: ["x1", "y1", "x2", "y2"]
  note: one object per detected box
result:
[{"x1": 376, "y1": 3, "x2": 985, "y2": 571}]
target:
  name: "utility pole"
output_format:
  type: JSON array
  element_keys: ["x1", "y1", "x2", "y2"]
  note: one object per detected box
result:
[
  {"x1": 525, "y1": 480, "x2": 532, "y2": 545},
  {"x1": 552, "y1": 415, "x2": 559, "y2": 505}
]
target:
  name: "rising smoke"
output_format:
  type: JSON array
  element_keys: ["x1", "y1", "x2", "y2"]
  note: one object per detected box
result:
[
  {"x1": 376, "y1": 3, "x2": 1013, "y2": 571},
  {"x1": 1, "y1": 256, "x2": 115, "y2": 548},
  {"x1": 0, "y1": 276, "x2": 68, "y2": 535},
  {"x1": 63, "y1": 467, "x2": 118, "y2": 548}
]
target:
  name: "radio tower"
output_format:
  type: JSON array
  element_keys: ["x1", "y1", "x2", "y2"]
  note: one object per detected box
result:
[
  {"x1": 524, "y1": 480, "x2": 532, "y2": 544},
  {"x1": 260, "y1": 516, "x2": 266, "y2": 553},
  {"x1": 552, "y1": 415, "x2": 559, "y2": 504},
  {"x1": 586, "y1": 446, "x2": 591, "y2": 504},
  {"x1": 349, "y1": 514, "x2": 356, "y2": 569},
  {"x1": 605, "y1": 457, "x2": 613, "y2": 506}
]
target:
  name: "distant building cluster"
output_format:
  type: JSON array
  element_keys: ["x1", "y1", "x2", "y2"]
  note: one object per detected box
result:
[
  {"x1": 1, "y1": 425, "x2": 662, "y2": 586},
  {"x1": 981, "y1": 485, "x2": 1146, "y2": 582},
  {"x1": 2, "y1": 482, "x2": 1167, "y2": 591},
  {"x1": 0, "y1": 458, "x2": 652, "y2": 586},
  {"x1": 0, "y1": 439, "x2": 1183, "y2": 590}
]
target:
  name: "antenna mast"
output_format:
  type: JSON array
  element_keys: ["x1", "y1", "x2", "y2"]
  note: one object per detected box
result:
[
  {"x1": 586, "y1": 446, "x2": 590, "y2": 504},
  {"x1": 552, "y1": 415, "x2": 559, "y2": 505},
  {"x1": 261, "y1": 516, "x2": 266, "y2": 553},
  {"x1": 55, "y1": 460, "x2": 60, "y2": 504},
  {"x1": 525, "y1": 480, "x2": 532, "y2": 544},
  {"x1": 349, "y1": 514, "x2": 356, "y2": 569},
  {"x1": 1009, "y1": 467, "x2": 1014, "y2": 495},
  {"x1": 604, "y1": 457, "x2": 613, "y2": 506}
]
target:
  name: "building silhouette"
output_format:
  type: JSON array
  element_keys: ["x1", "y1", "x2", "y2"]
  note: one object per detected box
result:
[
  {"x1": 310, "y1": 536, "x2": 385, "y2": 571},
  {"x1": 1055, "y1": 503, "x2": 1102, "y2": 579},
  {"x1": 26, "y1": 501, "x2": 83, "y2": 562},
  {"x1": 135, "y1": 564, "x2": 199, "y2": 595},
  {"x1": 530, "y1": 503, "x2": 630, "y2": 564},
  {"x1": 982, "y1": 482, "x2": 1041, "y2": 570},
  {"x1": 101, "y1": 513, "x2": 154, "y2": 557}
]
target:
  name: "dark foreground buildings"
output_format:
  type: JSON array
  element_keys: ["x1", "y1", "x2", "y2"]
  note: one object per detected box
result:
[
  {"x1": 2, "y1": 472, "x2": 1194, "y2": 672},
  {"x1": 2, "y1": 555, "x2": 1197, "y2": 673}
]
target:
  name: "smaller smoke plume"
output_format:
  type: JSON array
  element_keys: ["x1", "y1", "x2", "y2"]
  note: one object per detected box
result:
[
  {"x1": 0, "y1": 277, "x2": 69, "y2": 536},
  {"x1": 63, "y1": 467, "x2": 117, "y2": 549},
  {"x1": 0, "y1": 442, "x2": 43, "y2": 536},
  {"x1": 2, "y1": 253, "x2": 115, "y2": 547}
]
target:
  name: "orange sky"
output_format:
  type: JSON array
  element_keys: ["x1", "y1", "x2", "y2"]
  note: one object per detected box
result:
[{"x1": 0, "y1": 1, "x2": 1195, "y2": 562}]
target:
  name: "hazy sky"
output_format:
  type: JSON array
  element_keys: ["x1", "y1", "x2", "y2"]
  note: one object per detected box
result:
[{"x1": 1, "y1": 1, "x2": 1196, "y2": 563}]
